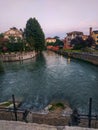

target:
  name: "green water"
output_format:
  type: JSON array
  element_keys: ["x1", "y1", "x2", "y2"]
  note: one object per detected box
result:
[{"x1": 0, "y1": 51, "x2": 98, "y2": 113}]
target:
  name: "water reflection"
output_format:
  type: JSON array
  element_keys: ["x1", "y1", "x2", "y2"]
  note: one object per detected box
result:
[
  {"x1": 0, "y1": 61, "x2": 4, "y2": 73},
  {"x1": 0, "y1": 51, "x2": 98, "y2": 114}
]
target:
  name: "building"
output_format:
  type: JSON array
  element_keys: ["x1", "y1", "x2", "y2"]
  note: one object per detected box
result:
[
  {"x1": 64, "y1": 31, "x2": 83, "y2": 49},
  {"x1": 92, "y1": 30, "x2": 98, "y2": 45},
  {"x1": 4, "y1": 27, "x2": 23, "y2": 40},
  {"x1": 62, "y1": 38, "x2": 72, "y2": 49},
  {"x1": 46, "y1": 37, "x2": 56, "y2": 44},
  {"x1": 82, "y1": 35, "x2": 88, "y2": 41},
  {"x1": 66, "y1": 31, "x2": 83, "y2": 44}
]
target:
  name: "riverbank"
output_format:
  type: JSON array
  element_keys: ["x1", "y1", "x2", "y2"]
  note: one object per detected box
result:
[
  {"x1": 0, "y1": 102, "x2": 72, "y2": 126},
  {"x1": 0, "y1": 51, "x2": 37, "y2": 62},
  {"x1": 50, "y1": 50, "x2": 98, "y2": 66}
]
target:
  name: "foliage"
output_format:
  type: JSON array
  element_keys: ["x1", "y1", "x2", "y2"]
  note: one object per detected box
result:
[
  {"x1": 64, "y1": 49, "x2": 82, "y2": 53},
  {"x1": 95, "y1": 45, "x2": 98, "y2": 50},
  {"x1": 0, "y1": 37, "x2": 8, "y2": 53},
  {"x1": 25, "y1": 17, "x2": 45, "y2": 52},
  {"x1": 47, "y1": 42, "x2": 55, "y2": 46},
  {"x1": 53, "y1": 36, "x2": 59, "y2": 39},
  {"x1": 0, "y1": 33, "x2": 4, "y2": 38},
  {"x1": 46, "y1": 36, "x2": 64, "y2": 48},
  {"x1": 0, "y1": 101, "x2": 12, "y2": 107},
  {"x1": 7, "y1": 41, "x2": 24, "y2": 52},
  {"x1": 0, "y1": 36, "x2": 24, "y2": 52},
  {"x1": 54, "y1": 38, "x2": 64, "y2": 48},
  {"x1": 86, "y1": 36, "x2": 95, "y2": 47},
  {"x1": 71, "y1": 36, "x2": 95, "y2": 50},
  {"x1": 49, "y1": 102, "x2": 65, "y2": 111}
]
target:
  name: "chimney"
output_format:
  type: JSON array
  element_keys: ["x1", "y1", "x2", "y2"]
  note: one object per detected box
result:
[{"x1": 89, "y1": 27, "x2": 92, "y2": 36}]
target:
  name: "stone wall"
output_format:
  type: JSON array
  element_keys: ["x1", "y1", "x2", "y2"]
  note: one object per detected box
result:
[
  {"x1": 70, "y1": 52, "x2": 98, "y2": 65},
  {"x1": 52, "y1": 50, "x2": 98, "y2": 65},
  {"x1": 0, "y1": 51, "x2": 37, "y2": 62}
]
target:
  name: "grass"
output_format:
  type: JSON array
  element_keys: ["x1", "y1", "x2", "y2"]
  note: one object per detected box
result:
[
  {"x1": 63, "y1": 49, "x2": 82, "y2": 53},
  {"x1": 48, "y1": 102, "x2": 65, "y2": 111},
  {"x1": 0, "y1": 101, "x2": 12, "y2": 107}
]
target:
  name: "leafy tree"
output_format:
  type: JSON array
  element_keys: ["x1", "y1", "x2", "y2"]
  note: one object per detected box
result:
[
  {"x1": 53, "y1": 36, "x2": 59, "y2": 39},
  {"x1": 5, "y1": 37, "x2": 24, "y2": 52},
  {"x1": 0, "y1": 34, "x2": 8, "y2": 53},
  {"x1": 25, "y1": 17, "x2": 45, "y2": 52},
  {"x1": 86, "y1": 36, "x2": 95, "y2": 47},
  {"x1": 47, "y1": 42, "x2": 55, "y2": 46},
  {"x1": 71, "y1": 36, "x2": 95, "y2": 50},
  {"x1": 0, "y1": 33, "x2": 4, "y2": 38},
  {"x1": 9, "y1": 36, "x2": 16, "y2": 43},
  {"x1": 53, "y1": 36, "x2": 64, "y2": 48}
]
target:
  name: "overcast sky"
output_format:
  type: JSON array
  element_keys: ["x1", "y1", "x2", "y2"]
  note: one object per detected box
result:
[{"x1": 0, "y1": 0, "x2": 98, "y2": 38}]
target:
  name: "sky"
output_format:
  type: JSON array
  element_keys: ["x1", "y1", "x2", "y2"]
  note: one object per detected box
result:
[{"x1": 0, "y1": 0, "x2": 98, "y2": 38}]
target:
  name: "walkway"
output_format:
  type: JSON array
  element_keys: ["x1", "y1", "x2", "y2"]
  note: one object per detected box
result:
[{"x1": 0, "y1": 120, "x2": 97, "y2": 130}]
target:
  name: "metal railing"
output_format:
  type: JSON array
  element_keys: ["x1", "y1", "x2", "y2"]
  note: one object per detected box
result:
[{"x1": 0, "y1": 96, "x2": 98, "y2": 128}]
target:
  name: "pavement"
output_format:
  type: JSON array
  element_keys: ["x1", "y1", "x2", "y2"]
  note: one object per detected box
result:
[{"x1": 0, "y1": 120, "x2": 98, "y2": 130}]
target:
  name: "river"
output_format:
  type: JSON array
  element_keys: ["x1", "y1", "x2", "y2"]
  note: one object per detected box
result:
[{"x1": 0, "y1": 51, "x2": 98, "y2": 114}]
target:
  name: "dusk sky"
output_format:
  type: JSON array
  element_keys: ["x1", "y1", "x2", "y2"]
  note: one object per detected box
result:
[{"x1": 0, "y1": 0, "x2": 98, "y2": 38}]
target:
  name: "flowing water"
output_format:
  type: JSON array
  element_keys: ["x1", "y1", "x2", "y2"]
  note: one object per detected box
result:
[{"x1": 0, "y1": 51, "x2": 98, "y2": 114}]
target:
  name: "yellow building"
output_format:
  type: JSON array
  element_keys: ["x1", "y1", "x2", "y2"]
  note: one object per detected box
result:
[
  {"x1": 46, "y1": 38, "x2": 56, "y2": 43},
  {"x1": 92, "y1": 31, "x2": 98, "y2": 45},
  {"x1": 45, "y1": 37, "x2": 56, "y2": 46}
]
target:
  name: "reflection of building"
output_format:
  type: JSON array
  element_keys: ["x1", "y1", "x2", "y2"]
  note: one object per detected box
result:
[
  {"x1": 4, "y1": 27, "x2": 23, "y2": 40},
  {"x1": 66, "y1": 31, "x2": 83, "y2": 44}
]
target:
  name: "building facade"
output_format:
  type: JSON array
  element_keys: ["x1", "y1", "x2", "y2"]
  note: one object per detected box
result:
[
  {"x1": 92, "y1": 31, "x2": 98, "y2": 45},
  {"x1": 4, "y1": 27, "x2": 23, "y2": 40},
  {"x1": 66, "y1": 31, "x2": 83, "y2": 44},
  {"x1": 82, "y1": 35, "x2": 88, "y2": 41},
  {"x1": 46, "y1": 37, "x2": 56, "y2": 43}
]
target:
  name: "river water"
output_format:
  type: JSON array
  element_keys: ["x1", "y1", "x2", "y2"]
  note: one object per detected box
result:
[{"x1": 0, "y1": 51, "x2": 98, "y2": 114}]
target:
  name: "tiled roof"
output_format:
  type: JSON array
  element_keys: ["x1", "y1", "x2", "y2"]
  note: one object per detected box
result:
[
  {"x1": 93, "y1": 30, "x2": 98, "y2": 34},
  {"x1": 67, "y1": 31, "x2": 83, "y2": 35}
]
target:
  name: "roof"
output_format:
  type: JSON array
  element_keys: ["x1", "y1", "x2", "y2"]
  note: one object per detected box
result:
[
  {"x1": 67, "y1": 31, "x2": 83, "y2": 35},
  {"x1": 46, "y1": 37, "x2": 56, "y2": 40},
  {"x1": 4, "y1": 27, "x2": 22, "y2": 35},
  {"x1": 93, "y1": 30, "x2": 98, "y2": 34}
]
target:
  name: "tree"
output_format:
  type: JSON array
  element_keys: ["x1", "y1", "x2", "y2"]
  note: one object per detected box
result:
[
  {"x1": 86, "y1": 36, "x2": 95, "y2": 47},
  {"x1": 0, "y1": 33, "x2": 4, "y2": 38},
  {"x1": 53, "y1": 36, "x2": 64, "y2": 48},
  {"x1": 5, "y1": 36, "x2": 24, "y2": 52},
  {"x1": 0, "y1": 34, "x2": 8, "y2": 53},
  {"x1": 25, "y1": 17, "x2": 45, "y2": 52},
  {"x1": 53, "y1": 36, "x2": 59, "y2": 39},
  {"x1": 71, "y1": 36, "x2": 96, "y2": 50}
]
